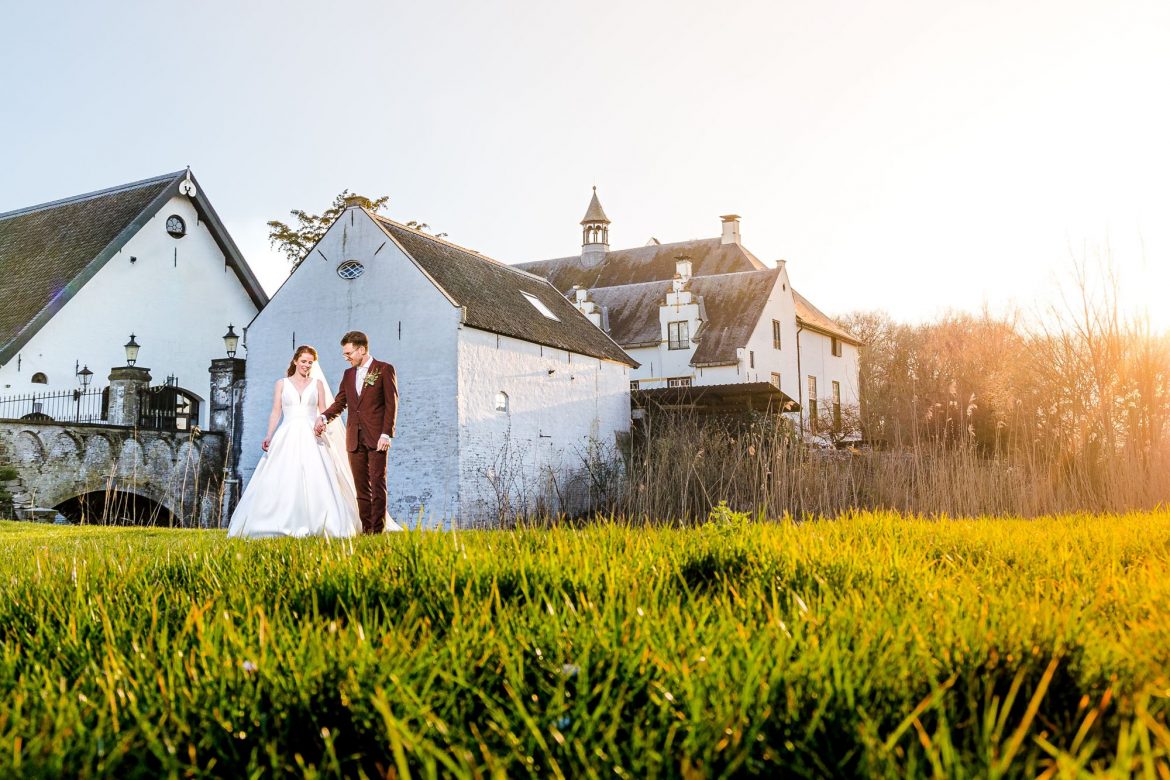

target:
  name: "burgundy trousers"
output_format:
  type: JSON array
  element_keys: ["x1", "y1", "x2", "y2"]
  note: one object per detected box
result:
[{"x1": 348, "y1": 444, "x2": 387, "y2": 534}]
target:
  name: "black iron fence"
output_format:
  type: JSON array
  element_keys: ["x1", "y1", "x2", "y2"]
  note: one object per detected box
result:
[
  {"x1": 0, "y1": 388, "x2": 106, "y2": 423},
  {"x1": 0, "y1": 384, "x2": 200, "y2": 431}
]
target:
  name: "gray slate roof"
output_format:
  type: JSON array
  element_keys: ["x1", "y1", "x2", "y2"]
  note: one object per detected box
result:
[
  {"x1": 519, "y1": 237, "x2": 860, "y2": 348},
  {"x1": 516, "y1": 237, "x2": 766, "y2": 291},
  {"x1": 589, "y1": 269, "x2": 781, "y2": 366},
  {"x1": 0, "y1": 171, "x2": 268, "y2": 365},
  {"x1": 373, "y1": 216, "x2": 636, "y2": 367},
  {"x1": 793, "y1": 290, "x2": 861, "y2": 345}
]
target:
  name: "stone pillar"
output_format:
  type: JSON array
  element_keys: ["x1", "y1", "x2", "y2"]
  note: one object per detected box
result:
[
  {"x1": 106, "y1": 366, "x2": 152, "y2": 426},
  {"x1": 209, "y1": 357, "x2": 246, "y2": 523}
]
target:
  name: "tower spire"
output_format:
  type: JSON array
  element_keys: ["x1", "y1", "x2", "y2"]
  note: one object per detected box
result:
[{"x1": 580, "y1": 186, "x2": 610, "y2": 268}]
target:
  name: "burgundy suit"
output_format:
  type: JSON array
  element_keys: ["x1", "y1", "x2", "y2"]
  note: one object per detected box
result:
[{"x1": 321, "y1": 358, "x2": 398, "y2": 533}]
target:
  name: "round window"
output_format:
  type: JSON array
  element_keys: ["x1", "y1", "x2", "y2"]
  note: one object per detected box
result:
[
  {"x1": 166, "y1": 215, "x2": 186, "y2": 238},
  {"x1": 337, "y1": 260, "x2": 365, "y2": 280}
]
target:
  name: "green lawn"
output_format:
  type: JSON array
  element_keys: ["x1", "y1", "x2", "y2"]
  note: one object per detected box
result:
[{"x1": 1, "y1": 512, "x2": 1168, "y2": 778}]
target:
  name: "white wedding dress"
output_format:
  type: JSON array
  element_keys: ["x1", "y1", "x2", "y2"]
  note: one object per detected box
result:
[{"x1": 227, "y1": 376, "x2": 365, "y2": 539}]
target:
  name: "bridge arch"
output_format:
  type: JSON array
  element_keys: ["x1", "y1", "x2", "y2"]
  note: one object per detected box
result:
[
  {"x1": 15, "y1": 430, "x2": 45, "y2": 464},
  {"x1": 53, "y1": 488, "x2": 176, "y2": 526}
]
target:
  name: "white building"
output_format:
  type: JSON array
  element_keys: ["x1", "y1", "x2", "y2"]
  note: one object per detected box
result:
[
  {"x1": 0, "y1": 170, "x2": 268, "y2": 428},
  {"x1": 517, "y1": 189, "x2": 861, "y2": 438},
  {"x1": 240, "y1": 201, "x2": 637, "y2": 528}
]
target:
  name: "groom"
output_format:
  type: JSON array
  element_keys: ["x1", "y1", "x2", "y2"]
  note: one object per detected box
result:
[{"x1": 315, "y1": 330, "x2": 398, "y2": 534}]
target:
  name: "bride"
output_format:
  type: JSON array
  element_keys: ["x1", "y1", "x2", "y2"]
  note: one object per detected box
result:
[{"x1": 227, "y1": 345, "x2": 400, "y2": 538}]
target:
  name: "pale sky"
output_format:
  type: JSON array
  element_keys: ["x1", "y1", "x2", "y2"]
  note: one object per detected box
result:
[{"x1": 3, "y1": 0, "x2": 1168, "y2": 329}]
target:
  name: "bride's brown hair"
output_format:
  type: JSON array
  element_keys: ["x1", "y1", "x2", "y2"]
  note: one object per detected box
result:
[{"x1": 287, "y1": 345, "x2": 318, "y2": 377}]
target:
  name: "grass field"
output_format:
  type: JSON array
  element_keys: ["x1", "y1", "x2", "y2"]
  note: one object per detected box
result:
[{"x1": 1, "y1": 511, "x2": 1169, "y2": 778}]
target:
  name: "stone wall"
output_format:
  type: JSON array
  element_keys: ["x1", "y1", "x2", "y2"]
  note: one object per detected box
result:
[{"x1": 0, "y1": 419, "x2": 225, "y2": 526}]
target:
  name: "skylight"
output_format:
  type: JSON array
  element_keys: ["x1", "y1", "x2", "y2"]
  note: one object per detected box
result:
[{"x1": 521, "y1": 291, "x2": 560, "y2": 321}]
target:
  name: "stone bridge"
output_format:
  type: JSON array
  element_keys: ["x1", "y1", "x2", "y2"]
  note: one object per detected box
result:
[{"x1": 0, "y1": 419, "x2": 227, "y2": 527}]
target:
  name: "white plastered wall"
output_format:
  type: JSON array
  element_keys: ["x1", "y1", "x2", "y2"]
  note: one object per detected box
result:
[
  {"x1": 240, "y1": 209, "x2": 462, "y2": 526},
  {"x1": 0, "y1": 194, "x2": 259, "y2": 427}
]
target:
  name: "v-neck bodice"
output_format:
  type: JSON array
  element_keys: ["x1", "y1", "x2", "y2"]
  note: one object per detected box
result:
[{"x1": 282, "y1": 377, "x2": 318, "y2": 418}]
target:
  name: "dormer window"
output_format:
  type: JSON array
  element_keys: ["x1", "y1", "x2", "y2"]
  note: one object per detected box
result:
[
  {"x1": 668, "y1": 321, "x2": 689, "y2": 350},
  {"x1": 521, "y1": 292, "x2": 560, "y2": 321}
]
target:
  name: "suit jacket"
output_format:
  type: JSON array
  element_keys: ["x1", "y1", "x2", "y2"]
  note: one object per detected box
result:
[{"x1": 321, "y1": 359, "x2": 398, "y2": 452}]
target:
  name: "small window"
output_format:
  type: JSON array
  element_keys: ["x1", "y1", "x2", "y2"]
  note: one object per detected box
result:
[
  {"x1": 832, "y1": 381, "x2": 842, "y2": 431},
  {"x1": 165, "y1": 215, "x2": 186, "y2": 238},
  {"x1": 772, "y1": 320, "x2": 782, "y2": 350},
  {"x1": 749, "y1": 350, "x2": 755, "y2": 368},
  {"x1": 667, "y1": 377, "x2": 692, "y2": 388},
  {"x1": 494, "y1": 391, "x2": 509, "y2": 412},
  {"x1": 521, "y1": 291, "x2": 560, "y2": 321},
  {"x1": 668, "y1": 321, "x2": 689, "y2": 350},
  {"x1": 31, "y1": 372, "x2": 48, "y2": 384},
  {"x1": 808, "y1": 375, "x2": 818, "y2": 433},
  {"x1": 831, "y1": 337, "x2": 842, "y2": 357},
  {"x1": 337, "y1": 260, "x2": 365, "y2": 280},
  {"x1": 629, "y1": 380, "x2": 639, "y2": 391},
  {"x1": 770, "y1": 372, "x2": 781, "y2": 389}
]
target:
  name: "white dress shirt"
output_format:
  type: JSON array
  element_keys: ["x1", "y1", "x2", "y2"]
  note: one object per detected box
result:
[{"x1": 354, "y1": 356, "x2": 373, "y2": 397}]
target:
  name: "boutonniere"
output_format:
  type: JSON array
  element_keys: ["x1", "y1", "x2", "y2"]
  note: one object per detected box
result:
[{"x1": 364, "y1": 368, "x2": 381, "y2": 387}]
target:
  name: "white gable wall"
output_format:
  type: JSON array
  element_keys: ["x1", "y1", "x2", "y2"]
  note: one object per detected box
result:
[
  {"x1": 651, "y1": 284, "x2": 703, "y2": 384},
  {"x1": 457, "y1": 326, "x2": 631, "y2": 526},
  {"x1": 240, "y1": 209, "x2": 463, "y2": 525},
  {"x1": 727, "y1": 265, "x2": 801, "y2": 397},
  {"x1": 631, "y1": 268, "x2": 804, "y2": 403},
  {"x1": 0, "y1": 194, "x2": 259, "y2": 425}
]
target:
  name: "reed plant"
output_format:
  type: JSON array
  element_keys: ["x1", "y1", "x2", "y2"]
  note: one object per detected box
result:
[{"x1": 612, "y1": 411, "x2": 1170, "y2": 524}]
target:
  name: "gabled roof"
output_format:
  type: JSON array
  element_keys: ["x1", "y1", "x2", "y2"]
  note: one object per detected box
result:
[
  {"x1": 515, "y1": 237, "x2": 766, "y2": 292},
  {"x1": 588, "y1": 268, "x2": 781, "y2": 366},
  {"x1": 372, "y1": 216, "x2": 636, "y2": 367},
  {"x1": 0, "y1": 170, "x2": 268, "y2": 365},
  {"x1": 794, "y1": 290, "x2": 861, "y2": 345}
]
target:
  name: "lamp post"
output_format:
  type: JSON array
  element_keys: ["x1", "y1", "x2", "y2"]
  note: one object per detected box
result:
[
  {"x1": 124, "y1": 334, "x2": 141, "y2": 367},
  {"x1": 108, "y1": 337, "x2": 151, "y2": 427},
  {"x1": 211, "y1": 324, "x2": 246, "y2": 523},
  {"x1": 74, "y1": 364, "x2": 93, "y2": 422},
  {"x1": 223, "y1": 324, "x2": 239, "y2": 358}
]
